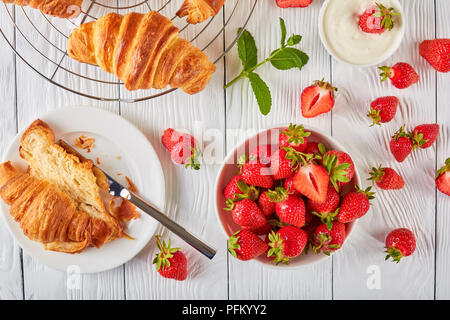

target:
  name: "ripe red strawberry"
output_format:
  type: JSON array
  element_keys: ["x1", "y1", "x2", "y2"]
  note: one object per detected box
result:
[
  {"x1": 267, "y1": 226, "x2": 308, "y2": 264},
  {"x1": 359, "y1": 3, "x2": 400, "y2": 34},
  {"x1": 385, "y1": 228, "x2": 416, "y2": 263},
  {"x1": 153, "y1": 236, "x2": 187, "y2": 281},
  {"x1": 284, "y1": 176, "x2": 301, "y2": 196},
  {"x1": 249, "y1": 145, "x2": 273, "y2": 166},
  {"x1": 322, "y1": 150, "x2": 355, "y2": 191},
  {"x1": 368, "y1": 165, "x2": 404, "y2": 190},
  {"x1": 293, "y1": 163, "x2": 329, "y2": 203},
  {"x1": 312, "y1": 221, "x2": 346, "y2": 255},
  {"x1": 304, "y1": 141, "x2": 320, "y2": 155},
  {"x1": 241, "y1": 161, "x2": 274, "y2": 188},
  {"x1": 367, "y1": 96, "x2": 399, "y2": 126},
  {"x1": 307, "y1": 187, "x2": 340, "y2": 230},
  {"x1": 412, "y1": 124, "x2": 439, "y2": 149},
  {"x1": 379, "y1": 63, "x2": 419, "y2": 89},
  {"x1": 223, "y1": 175, "x2": 259, "y2": 201},
  {"x1": 267, "y1": 187, "x2": 306, "y2": 228},
  {"x1": 258, "y1": 191, "x2": 276, "y2": 216},
  {"x1": 228, "y1": 230, "x2": 268, "y2": 261},
  {"x1": 275, "y1": 0, "x2": 312, "y2": 8},
  {"x1": 436, "y1": 158, "x2": 450, "y2": 197},
  {"x1": 162, "y1": 129, "x2": 200, "y2": 170},
  {"x1": 337, "y1": 186, "x2": 375, "y2": 223},
  {"x1": 419, "y1": 39, "x2": 450, "y2": 73},
  {"x1": 279, "y1": 124, "x2": 311, "y2": 152},
  {"x1": 225, "y1": 198, "x2": 266, "y2": 230},
  {"x1": 270, "y1": 149, "x2": 296, "y2": 180},
  {"x1": 301, "y1": 79, "x2": 338, "y2": 118},
  {"x1": 390, "y1": 125, "x2": 413, "y2": 162}
]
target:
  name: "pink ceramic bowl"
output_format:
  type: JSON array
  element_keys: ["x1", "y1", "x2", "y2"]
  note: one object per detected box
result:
[{"x1": 214, "y1": 125, "x2": 361, "y2": 268}]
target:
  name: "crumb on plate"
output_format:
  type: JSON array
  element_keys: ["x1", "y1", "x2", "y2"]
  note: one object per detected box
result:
[{"x1": 74, "y1": 135, "x2": 95, "y2": 153}]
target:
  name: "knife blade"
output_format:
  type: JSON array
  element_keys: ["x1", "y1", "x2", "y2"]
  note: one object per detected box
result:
[{"x1": 59, "y1": 140, "x2": 217, "y2": 260}]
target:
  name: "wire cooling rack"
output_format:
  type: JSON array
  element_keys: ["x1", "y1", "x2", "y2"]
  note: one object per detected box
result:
[{"x1": 0, "y1": 0, "x2": 258, "y2": 102}]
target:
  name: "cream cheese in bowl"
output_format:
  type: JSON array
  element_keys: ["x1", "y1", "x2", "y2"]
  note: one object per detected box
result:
[{"x1": 319, "y1": 0, "x2": 405, "y2": 66}]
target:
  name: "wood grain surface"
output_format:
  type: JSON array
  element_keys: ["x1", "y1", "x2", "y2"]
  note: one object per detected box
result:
[{"x1": 0, "y1": 0, "x2": 448, "y2": 300}]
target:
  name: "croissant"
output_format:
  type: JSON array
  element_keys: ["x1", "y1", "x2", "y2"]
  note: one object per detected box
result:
[
  {"x1": 3, "y1": 0, "x2": 82, "y2": 19},
  {"x1": 0, "y1": 161, "x2": 91, "y2": 253},
  {"x1": 177, "y1": 0, "x2": 226, "y2": 24},
  {"x1": 67, "y1": 11, "x2": 216, "y2": 95}
]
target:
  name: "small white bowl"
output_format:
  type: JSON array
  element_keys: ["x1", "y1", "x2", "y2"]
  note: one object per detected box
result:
[
  {"x1": 318, "y1": 0, "x2": 405, "y2": 68},
  {"x1": 214, "y1": 125, "x2": 361, "y2": 268}
]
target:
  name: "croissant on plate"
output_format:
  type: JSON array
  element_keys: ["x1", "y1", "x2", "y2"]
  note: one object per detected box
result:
[
  {"x1": 3, "y1": 0, "x2": 82, "y2": 19},
  {"x1": 67, "y1": 11, "x2": 216, "y2": 95},
  {"x1": 176, "y1": 0, "x2": 226, "y2": 24}
]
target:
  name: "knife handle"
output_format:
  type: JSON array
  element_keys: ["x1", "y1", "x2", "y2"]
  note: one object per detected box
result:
[{"x1": 128, "y1": 193, "x2": 217, "y2": 259}]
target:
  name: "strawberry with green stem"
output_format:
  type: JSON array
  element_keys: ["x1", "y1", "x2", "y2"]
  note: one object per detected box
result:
[
  {"x1": 267, "y1": 186, "x2": 306, "y2": 228},
  {"x1": 359, "y1": 3, "x2": 400, "y2": 34},
  {"x1": 337, "y1": 186, "x2": 375, "y2": 223},
  {"x1": 279, "y1": 124, "x2": 311, "y2": 152},
  {"x1": 223, "y1": 176, "x2": 259, "y2": 202},
  {"x1": 385, "y1": 228, "x2": 416, "y2": 263},
  {"x1": 258, "y1": 190, "x2": 276, "y2": 216},
  {"x1": 153, "y1": 236, "x2": 187, "y2": 281},
  {"x1": 436, "y1": 158, "x2": 450, "y2": 197},
  {"x1": 411, "y1": 124, "x2": 439, "y2": 149},
  {"x1": 270, "y1": 148, "x2": 297, "y2": 180},
  {"x1": 267, "y1": 226, "x2": 309, "y2": 264},
  {"x1": 225, "y1": 198, "x2": 266, "y2": 231},
  {"x1": 241, "y1": 161, "x2": 274, "y2": 188},
  {"x1": 228, "y1": 230, "x2": 268, "y2": 261},
  {"x1": 390, "y1": 125, "x2": 413, "y2": 162},
  {"x1": 367, "y1": 96, "x2": 399, "y2": 126},
  {"x1": 379, "y1": 63, "x2": 419, "y2": 89},
  {"x1": 308, "y1": 187, "x2": 341, "y2": 230},
  {"x1": 321, "y1": 150, "x2": 355, "y2": 192},
  {"x1": 312, "y1": 221, "x2": 346, "y2": 255},
  {"x1": 368, "y1": 165, "x2": 404, "y2": 190}
]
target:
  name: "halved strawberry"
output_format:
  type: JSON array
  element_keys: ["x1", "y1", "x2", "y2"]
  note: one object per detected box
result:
[
  {"x1": 279, "y1": 124, "x2": 311, "y2": 152},
  {"x1": 293, "y1": 163, "x2": 329, "y2": 203},
  {"x1": 301, "y1": 80, "x2": 337, "y2": 118},
  {"x1": 276, "y1": 0, "x2": 312, "y2": 8}
]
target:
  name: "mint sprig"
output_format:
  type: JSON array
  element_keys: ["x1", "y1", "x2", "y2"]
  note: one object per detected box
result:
[{"x1": 225, "y1": 18, "x2": 309, "y2": 116}]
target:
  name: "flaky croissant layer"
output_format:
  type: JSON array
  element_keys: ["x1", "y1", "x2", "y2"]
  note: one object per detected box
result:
[
  {"x1": 177, "y1": 0, "x2": 226, "y2": 24},
  {"x1": 3, "y1": 0, "x2": 82, "y2": 18},
  {"x1": 67, "y1": 11, "x2": 216, "y2": 95}
]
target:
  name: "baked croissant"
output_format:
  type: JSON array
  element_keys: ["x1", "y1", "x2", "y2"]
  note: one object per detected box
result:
[
  {"x1": 3, "y1": 0, "x2": 82, "y2": 19},
  {"x1": 177, "y1": 0, "x2": 226, "y2": 24},
  {"x1": 67, "y1": 11, "x2": 216, "y2": 95}
]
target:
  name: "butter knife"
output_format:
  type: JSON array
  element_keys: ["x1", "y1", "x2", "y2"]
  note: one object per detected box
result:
[{"x1": 59, "y1": 140, "x2": 217, "y2": 260}]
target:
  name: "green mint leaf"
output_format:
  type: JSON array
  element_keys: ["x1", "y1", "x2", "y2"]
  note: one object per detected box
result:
[
  {"x1": 287, "y1": 34, "x2": 302, "y2": 46},
  {"x1": 279, "y1": 18, "x2": 287, "y2": 46},
  {"x1": 237, "y1": 28, "x2": 258, "y2": 70},
  {"x1": 247, "y1": 72, "x2": 272, "y2": 116},
  {"x1": 270, "y1": 48, "x2": 309, "y2": 71}
]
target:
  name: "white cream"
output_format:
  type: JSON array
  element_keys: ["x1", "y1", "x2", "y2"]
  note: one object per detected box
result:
[{"x1": 321, "y1": 0, "x2": 403, "y2": 66}]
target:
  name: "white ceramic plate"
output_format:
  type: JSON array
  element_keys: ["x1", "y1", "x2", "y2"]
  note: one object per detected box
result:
[
  {"x1": 215, "y1": 125, "x2": 361, "y2": 269},
  {"x1": 0, "y1": 106, "x2": 165, "y2": 274}
]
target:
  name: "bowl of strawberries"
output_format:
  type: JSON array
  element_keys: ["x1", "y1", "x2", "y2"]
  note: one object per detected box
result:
[{"x1": 215, "y1": 124, "x2": 372, "y2": 268}]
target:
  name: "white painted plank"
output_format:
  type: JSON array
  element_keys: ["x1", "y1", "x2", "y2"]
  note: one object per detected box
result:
[
  {"x1": 11, "y1": 4, "x2": 124, "y2": 299},
  {"x1": 119, "y1": 0, "x2": 228, "y2": 299},
  {"x1": 0, "y1": 5, "x2": 24, "y2": 300},
  {"x1": 435, "y1": 0, "x2": 450, "y2": 301},
  {"x1": 225, "y1": 1, "x2": 333, "y2": 299},
  {"x1": 332, "y1": 0, "x2": 436, "y2": 299}
]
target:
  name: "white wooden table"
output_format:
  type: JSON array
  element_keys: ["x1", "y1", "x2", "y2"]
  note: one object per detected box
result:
[{"x1": 0, "y1": 0, "x2": 449, "y2": 300}]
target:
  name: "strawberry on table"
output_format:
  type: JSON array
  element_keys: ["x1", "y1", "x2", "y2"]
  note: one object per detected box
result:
[
  {"x1": 153, "y1": 236, "x2": 188, "y2": 281},
  {"x1": 390, "y1": 125, "x2": 413, "y2": 162},
  {"x1": 368, "y1": 165, "x2": 404, "y2": 190},
  {"x1": 322, "y1": 150, "x2": 355, "y2": 192},
  {"x1": 294, "y1": 162, "x2": 330, "y2": 203},
  {"x1": 359, "y1": 3, "x2": 400, "y2": 34},
  {"x1": 270, "y1": 149, "x2": 297, "y2": 180},
  {"x1": 301, "y1": 79, "x2": 338, "y2": 118},
  {"x1": 338, "y1": 185, "x2": 375, "y2": 223},
  {"x1": 436, "y1": 158, "x2": 450, "y2": 197},
  {"x1": 267, "y1": 226, "x2": 309, "y2": 264},
  {"x1": 276, "y1": 0, "x2": 312, "y2": 8},
  {"x1": 385, "y1": 228, "x2": 416, "y2": 263},
  {"x1": 249, "y1": 144, "x2": 273, "y2": 166},
  {"x1": 367, "y1": 96, "x2": 399, "y2": 126},
  {"x1": 267, "y1": 187, "x2": 306, "y2": 228},
  {"x1": 379, "y1": 62, "x2": 419, "y2": 89},
  {"x1": 312, "y1": 221, "x2": 346, "y2": 255},
  {"x1": 308, "y1": 187, "x2": 340, "y2": 230},
  {"x1": 411, "y1": 124, "x2": 439, "y2": 149},
  {"x1": 225, "y1": 198, "x2": 267, "y2": 230},
  {"x1": 241, "y1": 161, "x2": 274, "y2": 188},
  {"x1": 161, "y1": 128, "x2": 201, "y2": 170},
  {"x1": 223, "y1": 175, "x2": 259, "y2": 201},
  {"x1": 279, "y1": 124, "x2": 311, "y2": 152},
  {"x1": 419, "y1": 39, "x2": 450, "y2": 73},
  {"x1": 258, "y1": 191, "x2": 276, "y2": 216},
  {"x1": 228, "y1": 230, "x2": 268, "y2": 261}
]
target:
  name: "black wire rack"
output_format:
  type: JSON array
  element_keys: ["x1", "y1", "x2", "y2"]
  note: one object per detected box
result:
[{"x1": 0, "y1": 0, "x2": 258, "y2": 102}]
